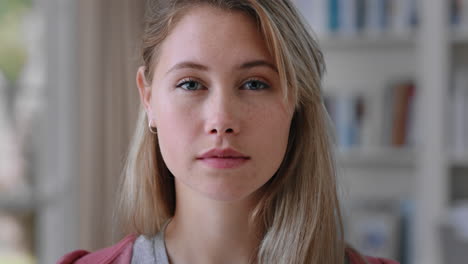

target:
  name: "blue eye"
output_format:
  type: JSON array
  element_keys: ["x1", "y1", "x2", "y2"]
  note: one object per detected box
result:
[
  {"x1": 243, "y1": 80, "x2": 270, "y2": 90},
  {"x1": 177, "y1": 79, "x2": 204, "y2": 91}
]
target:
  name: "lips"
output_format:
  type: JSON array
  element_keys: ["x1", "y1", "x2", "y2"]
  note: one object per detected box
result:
[
  {"x1": 197, "y1": 148, "x2": 250, "y2": 169},
  {"x1": 198, "y1": 148, "x2": 249, "y2": 159}
]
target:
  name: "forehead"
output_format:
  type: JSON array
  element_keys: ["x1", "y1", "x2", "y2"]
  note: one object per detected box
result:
[{"x1": 155, "y1": 5, "x2": 274, "y2": 74}]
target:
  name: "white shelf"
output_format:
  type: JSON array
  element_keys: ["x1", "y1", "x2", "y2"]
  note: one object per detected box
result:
[
  {"x1": 0, "y1": 190, "x2": 36, "y2": 212},
  {"x1": 299, "y1": 1, "x2": 453, "y2": 263},
  {"x1": 319, "y1": 34, "x2": 415, "y2": 50},
  {"x1": 450, "y1": 153, "x2": 468, "y2": 167},
  {"x1": 336, "y1": 148, "x2": 416, "y2": 168},
  {"x1": 451, "y1": 31, "x2": 468, "y2": 45}
]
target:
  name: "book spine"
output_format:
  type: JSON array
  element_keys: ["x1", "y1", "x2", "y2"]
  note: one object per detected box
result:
[
  {"x1": 382, "y1": 84, "x2": 395, "y2": 146},
  {"x1": 392, "y1": 0, "x2": 414, "y2": 35},
  {"x1": 360, "y1": 91, "x2": 377, "y2": 149},
  {"x1": 365, "y1": 0, "x2": 383, "y2": 35},
  {"x1": 452, "y1": 68, "x2": 468, "y2": 156},
  {"x1": 409, "y1": 0, "x2": 419, "y2": 28},
  {"x1": 304, "y1": 0, "x2": 419, "y2": 36},
  {"x1": 391, "y1": 84, "x2": 405, "y2": 146},
  {"x1": 329, "y1": 0, "x2": 341, "y2": 33},
  {"x1": 465, "y1": 86, "x2": 468, "y2": 154},
  {"x1": 310, "y1": 0, "x2": 329, "y2": 36},
  {"x1": 336, "y1": 95, "x2": 356, "y2": 149},
  {"x1": 356, "y1": 0, "x2": 367, "y2": 32},
  {"x1": 340, "y1": 0, "x2": 358, "y2": 35},
  {"x1": 460, "y1": 0, "x2": 468, "y2": 32},
  {"x1": 392, "y1": 82, "x2": 413, "y2": 146},
  {"x1": 451, "y1": 0, "x2": 462, "y2": 27},
  {"x1": 379, "y1": 0, "x2": 389, "y2": 31},
  {"x1": 405, "y1": 83, "x2": 417, "y2": 147}
]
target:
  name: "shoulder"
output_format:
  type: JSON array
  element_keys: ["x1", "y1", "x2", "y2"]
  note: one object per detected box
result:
[
  {"x1": 346, "y1": 247, "x2": 400, "y2": 264},
  {"x1": 56, "y1": 234, "x2": 137, "y2": 264},
  {"x1": 364, "y1": 256, "x2": 400, "y2": 264}
]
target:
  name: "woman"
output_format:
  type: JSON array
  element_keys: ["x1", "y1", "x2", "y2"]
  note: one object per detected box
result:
[{"x1": 59, "y1": 0, "x2": 399, "y2": 263}]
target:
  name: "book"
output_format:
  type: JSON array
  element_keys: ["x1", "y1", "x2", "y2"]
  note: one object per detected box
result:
[
  {"x1": 324, "y1": 92, "x2": 367, "y2": 150},
  {"x1": 329, "y1": 0, "x2": 341, "y2": 33},
  {"x1": 302, "y1": 0, "x2": 418, "y2": 37},
  {"x1": 461, "y1": 0, "x2": 468, "y2": 32},
  {"x1": 381, "y1": 82, "x2": 395, "y2": 146},
  {"x1": 451, "y1": 0, "x2": 462, "y2": 26},
  {"x1": 440, "y1": 202, "x2": 468, "y2": 264},
  {"x1": 345, "y1": 199, "x2": 402, "y2": 260},
  {"x1": 356, "y1": 0, "x2": 367, "y2": 32},
  {"x1": 324, "y1": 80, "x2": 417, "y2": 151},
  {"x1": 389, "y1": 0, "x2": 415, "y2": 35},
  {"x1": 382, "y1": 80, "x2": 416, "y2": 147},
  {"x1": 340, "y1": 0, "x2": 358, "y2": 35},
  {"x1": 310, "y1": 0, "x2": 329, "y2": 36},
  {"x1": 452, "y1": 67, "x2": 468, "y2": 156},
  {"x1": 391, "y1": 82, "x2": 415, "y2": 146},
  {"x1": 364, "y1": 0, "x2": 387, "y2": 36}
]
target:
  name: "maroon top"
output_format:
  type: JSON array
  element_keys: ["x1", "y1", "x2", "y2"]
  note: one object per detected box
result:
[{"x1": 57, "y1": 234, "x2": 399, "y2": 264}]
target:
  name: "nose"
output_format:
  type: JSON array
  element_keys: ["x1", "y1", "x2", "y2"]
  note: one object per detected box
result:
[{"x1": 204, "y1": 90, "x2": 240, "y2": 136}]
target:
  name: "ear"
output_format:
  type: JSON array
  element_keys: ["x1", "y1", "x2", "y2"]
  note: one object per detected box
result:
[{"x1": 136, "y1": 66, "x2": 152, "y2": 115}]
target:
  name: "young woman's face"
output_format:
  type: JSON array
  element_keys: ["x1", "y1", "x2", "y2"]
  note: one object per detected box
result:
[{"x1": 138, "y1": 5, "x2": 294, "y2": 202}]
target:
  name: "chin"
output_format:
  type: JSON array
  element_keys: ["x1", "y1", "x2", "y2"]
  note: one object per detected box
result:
[
  {"x1": 174, "y1": 169, "x2": 270, "y2": 203},
  {"x1": 199, "y1": 183, "x2": 263, "y2": 203},
  {"x1": 204, "y1": 192, "x2": 249, "y2": 202}
]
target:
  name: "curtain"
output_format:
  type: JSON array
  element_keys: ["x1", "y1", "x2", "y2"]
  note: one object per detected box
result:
[{"x1": 77, "y1": 0, "x2": 144, "y2": 250}]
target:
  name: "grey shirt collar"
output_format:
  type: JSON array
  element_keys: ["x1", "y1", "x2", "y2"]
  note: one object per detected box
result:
[{"x1": 131, "y1": 220, "x2": 171, "y2": 264}]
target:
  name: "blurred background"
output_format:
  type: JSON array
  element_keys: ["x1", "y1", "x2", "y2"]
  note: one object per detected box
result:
[{"x1": 0, "y1": 0, "x2": 467, "y2": 263}]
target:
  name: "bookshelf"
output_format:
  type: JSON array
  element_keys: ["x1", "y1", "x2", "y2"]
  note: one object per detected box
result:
[
  {"x1": 2, "y1": 0, "x2": 463, "y2": 263},
  {"x1": 296, "y1": 0, "x2": 467, "y2": 264},
  {"x1": 451, "y1": 154, "x2": 468, "y2": 167},
  {"x1": 0, "y1": 0, "x2": 83, "y2": 263},
  {"x1": 0, "y1": 192, "x2": 36, "y2": 212},
  {"x1": 452, "y1": 33, "x2": 468, "y2": 45},
  {"x1": 320, "y1": 35, "x2": 415, "y2": 50},
  {"x1": 336, "y1": 148, "x2": 416, "y2": 168}
]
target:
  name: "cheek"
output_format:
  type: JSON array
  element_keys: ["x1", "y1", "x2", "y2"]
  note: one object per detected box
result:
[
  {"x1": 255, "y1": 100, "x2": 292, "y2": 137},
  {"x1": 152, "y1": 94, "x2": 201, "y2": 170},
  {"x1": 248, "y1": 102, "x2": 292, "y2": 170},
  {"x1": 156, "y1": 105, "x2": 197, "y2": 138}
]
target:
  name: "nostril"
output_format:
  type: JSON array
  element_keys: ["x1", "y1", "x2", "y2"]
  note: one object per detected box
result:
[{"x1": 209, "y1": 128, "x2": 235, "y2": 134}]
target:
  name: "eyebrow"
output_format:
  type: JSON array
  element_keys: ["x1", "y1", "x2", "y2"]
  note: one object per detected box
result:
[
  {"x1": 166, "y1": 62, "x2": 208, "y2": 75},
  {"x1": 239, "y1": 60, "x2": 278, "y2": 73},
  {"x1": 166, "y1": 60, "x2": 278, "y2": 75}
]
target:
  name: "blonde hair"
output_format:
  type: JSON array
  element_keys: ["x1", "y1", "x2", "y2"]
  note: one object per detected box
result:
[{"x1": 118, "y1": 0, "x2": 359, "y2": 263}]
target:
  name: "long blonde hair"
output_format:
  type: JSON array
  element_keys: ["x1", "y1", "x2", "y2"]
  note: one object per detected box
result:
[{"x1": 118, "y1": 0, "x2": 350, "y2": 263}]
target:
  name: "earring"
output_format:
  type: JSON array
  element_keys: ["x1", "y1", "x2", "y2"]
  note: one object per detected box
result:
[{"x1": 148, "y1": 119, "x2": 157, "y2": 134}]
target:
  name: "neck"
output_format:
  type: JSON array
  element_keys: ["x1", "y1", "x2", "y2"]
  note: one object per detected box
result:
[{"x1": 164, "y1": 181, "x2": 262, "y2": 264}]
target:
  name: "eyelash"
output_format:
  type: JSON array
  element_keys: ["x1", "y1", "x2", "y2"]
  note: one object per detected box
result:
[
  {"x1": 175, "y1": 78, "x2": 271, "y2": 91},
  {"x1": 242, "y1": 78, "x2": 271, "y2": 90},
  {"x1": 176, "y1": 78, "x2": 205, "y2": 91}
]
